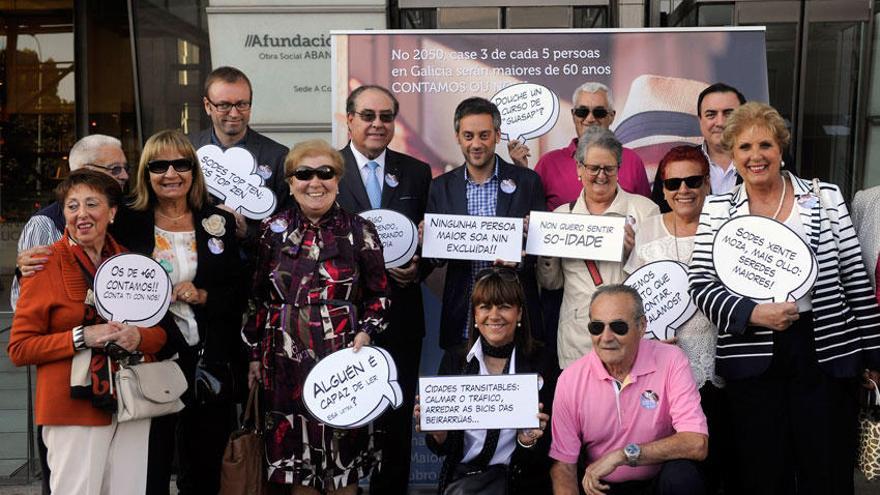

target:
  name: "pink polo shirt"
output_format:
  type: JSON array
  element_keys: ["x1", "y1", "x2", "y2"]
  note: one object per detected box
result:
[
  {"x1": 534, "y1": 138, "x2": 652, "y2": 211},
  {"x1": 549, "y1": 339, "x2": 707, "y2": 483}
]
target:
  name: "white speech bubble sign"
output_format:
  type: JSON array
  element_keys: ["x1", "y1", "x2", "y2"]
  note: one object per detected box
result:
[
  {"x1": 422, "y1": 214, "x2": 523, "y2": 263},
  {"x1": 197, "y1": 145, "x2": 277, "y2": 220},
  {"x1": 491, "y1": 83, "x2": 560, "y2": 142},
  {"x1": 302, "y1": 346, "x2": 402, "y2": 429},
  {"x1": 624, "y1": 261, "x2": 697, "y2": 340},
  {"x1": 93, "y1": 253, "x2": 172, "y2": 328},
  {"x1": 525, "y1": 211, "x2": 627, "y2": 262},
  {"x1": 358, "y1": 209, "x2": 418, "y2": 269},
  {"x1": 418, "y1": 374, "x2": 540, "y2": 431},
  {"x1": 712, "y1": 215, "x2": 817, "y2": 303}
]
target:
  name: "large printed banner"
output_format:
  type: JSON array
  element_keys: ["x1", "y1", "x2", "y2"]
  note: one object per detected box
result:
[
  {"x1": 331, "y1": 27, "x2": 768, "y2": 487},
  {"x1": 331, "y1": 28, "x2": 768, "y2": 180}
]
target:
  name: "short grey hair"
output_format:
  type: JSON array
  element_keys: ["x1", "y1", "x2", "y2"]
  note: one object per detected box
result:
[
  {"x1": 590, "y1": 284, "x2": 645, "y2": 321},
  {"x1": 574, "y1": 126, "x2": 622, "y2": 166},
  {"x1": 572, "y1": 82, "x2": 614, "y2": 111},
  {"x1": 68, "y1": 134, "x2": 123, "y2": 170}
]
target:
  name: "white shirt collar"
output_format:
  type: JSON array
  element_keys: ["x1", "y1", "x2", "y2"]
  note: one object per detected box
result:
[
  {"x1": 466, "y1": 338, "x2": 517, "y2": 375},
  {"x1": 350, "y1": 144, "x2": 387, "y2": 170}
]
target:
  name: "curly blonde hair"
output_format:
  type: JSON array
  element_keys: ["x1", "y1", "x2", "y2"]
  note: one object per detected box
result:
[{"x1": 721, "y1": 101, "x2": 790, "y2": 152}]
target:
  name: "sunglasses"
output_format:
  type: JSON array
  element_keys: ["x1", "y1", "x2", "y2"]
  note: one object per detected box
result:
[
  {"x1": 662, "y1": 175, "x2": 706, "y2": 191},
  {"x1": 354, "y1": 110, "x2": 396, "y2": 123},
  {"x1": 87, "y1": 162, "x2": 129, "y2": 177},
  {"x1": 475, "y1": 266, "x2": 520, "y2": 283},
  {"x1": 147, "y1": 158, "x2": 194, "y2": 174},
  {"x1": 587, "y1": 320, "x2": 632, "y2": 336},
  {"x1": 572, "y1": 106, "x2": 610, "y2": 119},
  {"x1": 287, "y1": 166, "x2": 337, "y2": 181}
]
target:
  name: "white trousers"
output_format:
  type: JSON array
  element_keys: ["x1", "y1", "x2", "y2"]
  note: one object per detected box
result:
[{"x1": 42, "y1": 417, "x2": 150, "y2": 495}]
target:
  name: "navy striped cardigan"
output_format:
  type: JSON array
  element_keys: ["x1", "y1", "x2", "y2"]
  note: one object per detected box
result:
[{"x1": 688, "y1": 172, "x2": 880, "y2": 380}]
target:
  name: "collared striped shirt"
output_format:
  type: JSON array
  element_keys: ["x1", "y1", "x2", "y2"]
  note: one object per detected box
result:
[
  {"x1": 11, "y1": 214, "x2": 63, "y2": 309},
  {"x1": 463, "y1": 159, "x2": 500, "y2": 339}
]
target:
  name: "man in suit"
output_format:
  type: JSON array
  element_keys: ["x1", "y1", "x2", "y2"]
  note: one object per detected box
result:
[
  {"x1": 336, "y1": 85, "x2": 432, "y2": 494},
  {"x1": 426, "y1": 97, "x2": 546, "y2": 355},
  {"x1": 191, "y1": 66, "x2": 290, "y2": 241}
]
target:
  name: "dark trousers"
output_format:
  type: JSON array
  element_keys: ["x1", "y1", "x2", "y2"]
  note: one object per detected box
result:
[
  {"x1": 723, "y1": 314, "x2": 860, "y2": 495},
  {"x1": 606, "y1": 460, "x2": 705, "y2": 495},
  {"x1": 369, "y1": 334, "x2": 422, "y2": 494},
  {"x1": 697, "y1": 382, "x2": 730, "y2": 494},
  {"x1": 38, "y1": 425, "x2": 50, "y2": 495},
  {"x1": 146, "y1": 347, "x2": 237, "y2": 495}
]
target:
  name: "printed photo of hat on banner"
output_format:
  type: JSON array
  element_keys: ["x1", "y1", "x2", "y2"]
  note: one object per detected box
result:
[{"x1": 612, "y1": 75, "x2": 708, "y2": 181}]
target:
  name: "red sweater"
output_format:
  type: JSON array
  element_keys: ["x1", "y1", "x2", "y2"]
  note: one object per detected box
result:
[{"x1": 8, "y1": 236, "x2": 166, "y2": 426}]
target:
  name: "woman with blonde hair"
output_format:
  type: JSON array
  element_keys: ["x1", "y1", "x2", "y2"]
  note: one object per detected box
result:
[{"x1": 114, "y1": 129, "x2": 243, "y2": 495}]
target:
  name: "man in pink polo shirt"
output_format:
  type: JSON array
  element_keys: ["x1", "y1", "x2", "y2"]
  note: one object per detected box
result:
[
  {"x1": 550, "y1": 285, "x2": 708, "y2": 495},
  {"x1": 535, "y1": 82, "x2": 651, "y2": 212}
]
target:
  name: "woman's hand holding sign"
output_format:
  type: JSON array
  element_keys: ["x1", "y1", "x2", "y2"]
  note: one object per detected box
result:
[
  {"x1": 749, "y1": 302, "x2": 799, "y2": 331},
  {"x1": 413, "y1": 395, "x2": 448, "y2": 446},
  {"x1": 517, "y1": 402, "x2": 549, "y2": 448}
]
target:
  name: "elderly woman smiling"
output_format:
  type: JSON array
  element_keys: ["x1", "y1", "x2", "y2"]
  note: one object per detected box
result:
[
  {"x1": 243, "y1": 139, "x2": 389, "y2": 495},
  {"x1": 537, "y1": 126, "x2": 658, "y2": 369},
  {"x1": 689, "y1": 102, "x2": 880, "y2": 495},
  {"x1": 8, "y1": 169, "x2": 166, "y2": 494}
]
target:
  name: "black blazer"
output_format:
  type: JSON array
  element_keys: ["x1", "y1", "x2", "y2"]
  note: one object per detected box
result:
[
  {"x1": 111, "y1": 205, "x2": 244, "y2": 365},
  {"x1": 426, "y1": 156, "x2": 546, "y2": 350},
  {"x1": 337, "y1": 144, "x2": 433, "y2": 341},
  {"x1": 426, "y1": 344, "x2": 554, "y2": 494}
]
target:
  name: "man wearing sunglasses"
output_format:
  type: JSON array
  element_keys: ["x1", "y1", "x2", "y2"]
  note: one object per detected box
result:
[
  {"x1": 192, "y1": 66, "x2": 290, "y2": 240},
  {"x1": 535, "y1": 82, "x2": 651, "y2": 213},
  {"x1": 336, "y1": 84, "x2": 432, "y2": 494},
  {"x1": 550, "y1": 285, "x2": 708, "y2": 495},
  {"x1": 11, "y1": 133, "x2": 129, "y2": 495}
]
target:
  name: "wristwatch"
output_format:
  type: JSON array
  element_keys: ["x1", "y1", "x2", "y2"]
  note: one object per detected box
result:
[{"x1": 623, "y1": 443, "x2": 641, "y2": 467}]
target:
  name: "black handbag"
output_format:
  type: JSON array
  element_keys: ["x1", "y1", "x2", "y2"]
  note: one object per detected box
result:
[
  {"x1": 444, "y1": 463, "x2": 508, "y2": 495},
  {"x1": 194, "y1": 352, "x2": 233, "y2": 405}
]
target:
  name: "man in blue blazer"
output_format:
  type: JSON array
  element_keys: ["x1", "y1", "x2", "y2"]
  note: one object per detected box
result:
[
  {"x1": 336, "y1": 85, "x2": 432, "y2": 494},
  {"x1": 426, "y1": 97, "x2": 546, "y2": 353}
]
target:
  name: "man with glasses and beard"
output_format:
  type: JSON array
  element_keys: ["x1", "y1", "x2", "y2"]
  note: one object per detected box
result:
[
  {"x1": 336, "y1": 85, "x2": 432, "y2": 494},
  {"x1": 550, "y1": 284, "x2": 708, "y2": 495},
  {"x1": 192, "y1": 66, "x2": 290, "y2": 241}
]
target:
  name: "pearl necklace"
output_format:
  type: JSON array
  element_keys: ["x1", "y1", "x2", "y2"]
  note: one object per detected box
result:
[{"x1": 771, "y1": 175, "x2": 787, "y2": 220}]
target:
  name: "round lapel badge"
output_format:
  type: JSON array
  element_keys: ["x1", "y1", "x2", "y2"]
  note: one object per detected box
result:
[
  {"x1": 270, "y1": 217, "x2": 289, "y2": 233},
  {"x1": 385, "y1": 173, "x2": 399, "y2": 188},
  {"x1": 639, "y1": 390, "x2": 659, "y2": 410},
  {"x1": 257, "y1": 164, "x2": 273, "y2": 180},
  {"x1": 208, "y1": 237, "x2": 225, "y2": 255},
  {"x1": 500, "y1": 178, "x2": 517, "y2": 194}
]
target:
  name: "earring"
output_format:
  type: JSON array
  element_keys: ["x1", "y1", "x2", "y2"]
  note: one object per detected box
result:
[
  {"x1": 781, "y1": 160, "x2": 786, "y2": 168},
  {"x1": 517, "y1": 321, "x2": 521, "y2": 327}
]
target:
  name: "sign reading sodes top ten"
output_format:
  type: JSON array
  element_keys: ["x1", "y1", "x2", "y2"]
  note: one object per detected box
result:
[{"x1": 206, "y1": 7, "x2": 385, "y2": 129}]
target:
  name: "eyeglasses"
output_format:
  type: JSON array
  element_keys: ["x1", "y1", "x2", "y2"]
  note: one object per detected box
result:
[
  {"x1": 475, "y1": 266, "x2": 520, "y2": 284},
  {"x1": 354, "y1": 110, "x2": 396, "y2": 123},
  {"x1": 86, "y1": 162, "x2": 129, "y2": 177},
  {"x1": 147, "y1": 158, "x2": 194, "y2": 175},
  {"x1": 572, "y1": 106, "x2": 610, "y2": 120},
  {"x1": 587, "y1": 320, "x2": 632, "y2": 336},
  {"x1": 205, "y1": 97, "x2": 252, "y2": 113},
  {"x1": 663, "y1": 175, "x2": 706, "y2": 191},
  {"x1": 287, "y1": 166, "x2": 337, "y2": 181},
  {"x1": 582, "y1": 164, "x2": 619, "y2": 176}
]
